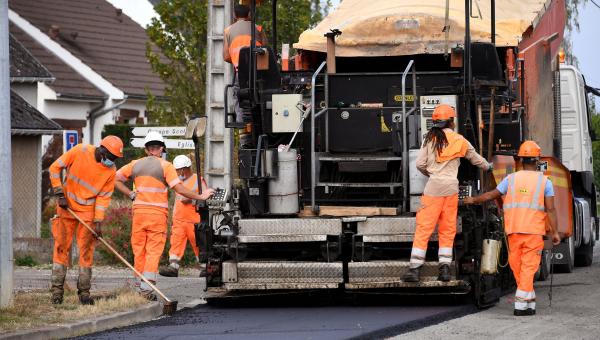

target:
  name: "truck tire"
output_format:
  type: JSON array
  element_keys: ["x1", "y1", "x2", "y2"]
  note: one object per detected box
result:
[
  {"x1": 554, "y1": 236, "x2": 575, "y2": 273},
  {"x1": 575, "y1": 215, "x2": 595, "y2": 267},
  {"x1": 536, "y1": 249, "x2": 551, "y2": 281}
]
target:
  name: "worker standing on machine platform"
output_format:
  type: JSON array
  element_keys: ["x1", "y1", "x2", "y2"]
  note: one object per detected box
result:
[
  {"x1": 114, "y1": 132, "x2": 214, "y2": 300},
  {"x1": 48, "y1": 135, "x2": 124, "y2": 305},
  {"x1": 159, "y1": 155, "x2": 208, "y2": 278},
  {"x1": 223, "y1": 4, "x2": 267, "y2": 124},
  {"x1": 464, "y1": 140, "x2": 561, "y2": 316},
  {"x1": 403, "y1": 104, "x2": 492, "y2": 283}
]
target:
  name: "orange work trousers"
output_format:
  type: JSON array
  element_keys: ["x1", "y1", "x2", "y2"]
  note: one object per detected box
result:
[
  {"x1": 169, "y1": 219, "x2": 199, "y2": 261},
  {"x1": 409, "y1": 194, "x2": 458, "y2": 268},
  {"x1": 508, "y1": 233, "x2": 543, "y2": 309},
  {"x1": 131, "y1": 212, "x2": 168, "y2": 287},
  {"x1": 52, "y1": 207, "x2": 96, "y2": 268}
]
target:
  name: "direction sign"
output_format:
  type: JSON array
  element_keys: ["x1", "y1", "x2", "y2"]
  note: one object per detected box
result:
[
  {"x1": 63, "y1": 130, "x2": 79, "y2": 153},
  {"x1": 131, "y1": 126, "x2": 186, "y2": 137},
  {"x1": 130, "y1": 138, "x2": 195, "y2": 150}
]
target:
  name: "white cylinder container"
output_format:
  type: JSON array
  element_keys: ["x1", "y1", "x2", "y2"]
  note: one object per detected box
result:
[{"x1": 268, "y1": 149, "x2": 299, "y2": 214}]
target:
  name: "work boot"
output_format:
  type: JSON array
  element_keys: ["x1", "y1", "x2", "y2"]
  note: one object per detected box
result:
[
  {"x1": 51, "y1": 263, "x2": 67, "y2": 305},
  {"x1": 402, "y1": 266, "x2": 421, "y2": 282},
  {"x1": 159, "y1": 260, "x2": 179, "y2": 277},
  {"x1": 514, "y1": 309, "x2": 533, "y2": 316},
  {"x1": 199, "y1": 263, "x2": 207, "y2": 278},
  {"x1": 139, "y1": 280, "x2": 158, "y2": 301},
  {"x1": 437, "y1": 264, "x2": 451, "y2": 282},
  {"x1": 77, "y1": 267, "x2": 94, "y2": 305}
]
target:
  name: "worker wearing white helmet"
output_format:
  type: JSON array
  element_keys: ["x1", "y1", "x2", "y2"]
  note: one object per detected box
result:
[
  {"x1": 160, "y1": 155, "x2": 208, "y2": 277},
  {"x1": 115, "y1": 132, "x2": 215, "y2": 300}
]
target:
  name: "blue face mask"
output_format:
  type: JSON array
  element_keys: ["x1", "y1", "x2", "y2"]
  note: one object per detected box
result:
[
  {"x1": 101, "y1": 157, "x2": 114, "y2": 168},
  {"x1": 178, "y1": 175, "x2": 186, "y2": 180}
]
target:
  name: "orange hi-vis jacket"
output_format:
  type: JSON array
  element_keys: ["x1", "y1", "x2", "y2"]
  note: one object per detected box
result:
[
  {"x1": 503, "y1": 171, "x2": 548, "y2": 235},
  {"x1": 224, "y1": 20, "x2": 265, "y2": 68},
  {"x1": 173, "y1": 174, "x2": 205, "y2": 223},
  {"x1": 49, "y1": 144, "x2": 115, "y2": 222},
  {"x1": 116, "y1": 156, "x2": 181, "y2": 216},
  {"x1": 436, "y1": 130, "x2": 469, "y2": 162}
]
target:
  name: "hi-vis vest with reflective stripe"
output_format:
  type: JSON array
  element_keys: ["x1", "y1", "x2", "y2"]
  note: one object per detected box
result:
[
  {"x1": 226, "y1": 20, "x2": 263, "y2": 68},
  {"x1": 173, "y1": 174, "x2": 200, "y2": 223},
  {"x1": 503, "y1": 171, "x2": 548, "y2": 235},
  {"x1": 436, "y1": 131, "x2": 468, "y2": 162},
  {"x1": 48, "y1": 144, "x2": 115, "y2": 222},
  {"x1": 130, "y1": 157, "x2": 173, "y2": 210}
]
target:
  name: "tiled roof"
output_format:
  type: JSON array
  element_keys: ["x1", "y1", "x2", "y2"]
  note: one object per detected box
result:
[
  {"x1": 10, "y1": 0, "x2": 166, "y2": 98},
  {"x1": 10, "y1": 23, "x2": 105, "y2": 100},
  {"x1": 9, "y1": 34, "x2": 53, "y2": 81},
  {"x1": 11, "y1": 90, "x2": 63, "y2": 132}
]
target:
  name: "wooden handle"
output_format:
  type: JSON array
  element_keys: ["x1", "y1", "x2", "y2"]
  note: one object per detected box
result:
[{"x1": 66, "y1": 208, "x2": 171, "y2": 302}]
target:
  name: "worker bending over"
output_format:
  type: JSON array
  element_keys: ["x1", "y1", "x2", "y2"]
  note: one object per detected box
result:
[
  {"x1": 49, "y1": 135, "x2": 124, "y2": 305},
  {"x1": 224, "y1": 4, "x2": 267, "y2": 124},
  {"x1": 159, "y1": 155, "x2": 208, "y2": 278},
  {"x1": 115, "y1": 132, "x2": 214, "y2": 300},
  {"x1": 464, "y1": 140, "x2": 561, "y2": 316},
  {"x1": 403, "y1": 104, "x2": 491, "y2": 282}
]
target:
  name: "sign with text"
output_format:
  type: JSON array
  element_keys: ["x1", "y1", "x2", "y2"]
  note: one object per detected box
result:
[
  {"x1": 63, "y1": 130, "x2": 79, "y2": 153},
  {"x1": 131, "y1": 126, "x2": 186, "y2": 137},
  {"x1": 130, "y1": 137, "x2": 195, "y2": 150}
]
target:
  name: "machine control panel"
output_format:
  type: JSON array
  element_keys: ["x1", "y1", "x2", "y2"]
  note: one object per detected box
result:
[
  {"x1": 458, "y1": 185, "x2": 473, "y2": 200},
  {"x1": 419, "y1": 95, "x2": 458, "y2": 142},
  {"x1": 207, "y1": 188, "x2": 228, "y2": 208},
  {"x1": 272, "y1": 94, "x2": 303, "y2": 133}
]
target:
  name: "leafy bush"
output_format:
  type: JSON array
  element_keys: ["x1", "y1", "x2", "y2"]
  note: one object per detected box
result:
[
  {"x1": 15, "y1": 255, "x2": 37, "y2": 267},
  {"x1": 96, "y1": 200, "x2": 134, "y2": 264}
]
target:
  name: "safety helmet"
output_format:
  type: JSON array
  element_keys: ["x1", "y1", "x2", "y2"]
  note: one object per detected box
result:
[
  {"x1": 173, "y1": 155, "x2": 192, "y2": 169},
  {"x1": 431, "y1": 104, "x2": 456, "y2": 128},
  {"x1": 100, "y1": 135, "x2": 124, "y2": 158},
  {"x1": 144, "y1": 131, "x2": 165, "y2": 147},
  {"x1": 517, "y1": 140, "x2": 541, "y2": 158}
]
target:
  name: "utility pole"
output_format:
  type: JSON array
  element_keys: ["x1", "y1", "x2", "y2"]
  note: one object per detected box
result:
[{"x1": 0, "y1": 0, "x2": 14, "y2": 307}]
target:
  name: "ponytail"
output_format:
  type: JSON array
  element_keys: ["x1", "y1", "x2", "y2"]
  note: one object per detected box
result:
[{"x1": 423, "y1": 120, "x2": 452, "y2": 155}]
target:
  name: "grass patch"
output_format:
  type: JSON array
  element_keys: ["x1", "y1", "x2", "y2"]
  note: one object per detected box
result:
[
  {"x1": 14, "y1": 255, "x2": 38, "y2": 267},
  {"x1": 0, "y1": 288, "x2": 149, "y2": 334}
]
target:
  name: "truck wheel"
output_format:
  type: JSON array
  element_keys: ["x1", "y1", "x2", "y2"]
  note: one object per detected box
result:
[
  {"x1": 555, "y1": 236, "x2": 575, "y2": 273},
  {"x1": 536, "y1": 249, "x2": 551, "y2": 281},
  {"x1": 575, "y1": 216, "x2": 595, "y2": 267}
]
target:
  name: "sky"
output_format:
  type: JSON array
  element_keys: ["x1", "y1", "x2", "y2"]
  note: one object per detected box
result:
[{"x1": 109, "y1": 0, "x2": 598, "y2": 109}]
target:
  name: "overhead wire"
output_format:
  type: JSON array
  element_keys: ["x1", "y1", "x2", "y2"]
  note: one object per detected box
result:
[{"x1": 590, "y1": 0, "x2": 600, "y2": 9}]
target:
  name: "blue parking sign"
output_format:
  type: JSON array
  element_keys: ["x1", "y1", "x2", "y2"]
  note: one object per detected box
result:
[{"x1": 63, "y1": 130, "x2": 79, "y2": 153}]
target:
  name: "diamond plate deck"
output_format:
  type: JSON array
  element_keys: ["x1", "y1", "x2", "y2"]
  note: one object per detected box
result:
[
  {"x1": 345, "y1": 280, "x2": 469, "y2": 290},
  {"x1": 238, "y1": 218, "x2": 342, "y2": 235},
  {"x1": 362, "y1": 233, "x2": 438, "y2": 243},
  {"x1": 231, "y1": 261, "x2": 344, "y2": 284},
  {"x1": 237, "y1": 235, "x2": 328, "y2": 243},
  {"x1": 224, "y1": 283, "x2": 340, "y2": 290},
  {"x1": 356, "y1": 217, "x2": 462, "y2": 235},
  {"x1": 348, "y1": 261, "x2": 456, "y2": 283}
]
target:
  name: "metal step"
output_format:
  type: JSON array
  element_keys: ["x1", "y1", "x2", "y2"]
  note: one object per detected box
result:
[
  {"x1": 317, "y1": 152, "x2": 402, "y2": 162},
  {"x1": 222, "y1": 261, "x2": 344, "y2": 290},
  {"x1": 238, "y1": 218, "x2": 342, "y2": 236},
  {"x1": 317, "y1": 182, "x2": 403, "y2": 188},
  {"x1": 356, "y1": 217, "x2": 463, "y2": 236},
  {"x1": 347, "y1": 261, "x2": 456, "y2": 283}
]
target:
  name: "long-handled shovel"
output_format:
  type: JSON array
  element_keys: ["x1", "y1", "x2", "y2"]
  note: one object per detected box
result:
[{"x1": 66, "y1": 208, "x2": 178, "y2": 315}]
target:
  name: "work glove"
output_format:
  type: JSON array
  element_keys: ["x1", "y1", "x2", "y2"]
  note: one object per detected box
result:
[
  {"x1": 487, "y1": 163, "x2": 494, "y2": 172},
  {"x1": 57, "y1": 194, "x2": 69, "y2": 209},
  {"x1": 93, "y1": 222, "x2": 103, "y2": 238},
  {"x1": 129, "y1": 191, "x2": 137, "y2": 201},
  {"x1": 199, "y1": 188, "x2": 216, "y2": 201}
]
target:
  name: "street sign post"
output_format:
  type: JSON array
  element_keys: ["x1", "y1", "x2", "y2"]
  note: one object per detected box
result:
[
  {"x1": 131, "y1": 126, "x2": 186, "y2": 137},
  {"x1": 130, "y1": 137, "x2": 195, "y2": 150},
  {"x1": 63, "y1": 130, "x2": 79, "y2": 153}
]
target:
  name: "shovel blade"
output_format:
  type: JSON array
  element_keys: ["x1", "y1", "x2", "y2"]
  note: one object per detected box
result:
[{"x1": 185, "y1": 117, "x2": 207, "y2": 139}]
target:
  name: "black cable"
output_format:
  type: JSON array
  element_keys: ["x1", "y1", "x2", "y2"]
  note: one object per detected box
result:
[{"x1": 591, "y1": 0, "x2": 600, "y2": 10}]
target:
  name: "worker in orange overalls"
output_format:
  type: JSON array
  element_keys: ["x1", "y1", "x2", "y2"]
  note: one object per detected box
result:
[
  {"x1": 403, "y1": 104, "x2": 491, "y2": 283},
  {"x1": 49, "y1": 135, "x2": 124, "y2": 305},
  {"x1": 464, "y1": 140, "x2": 561, "y2": 316},
  {"x1": 224, "y1": 4, "x2": 267, "y2": 130},
  {"x1": 159, "y1": 155, "x2": 208, "y2": 278},
  {"x1": 114, "y1": 131, "x2": 214, "y2": 300}
]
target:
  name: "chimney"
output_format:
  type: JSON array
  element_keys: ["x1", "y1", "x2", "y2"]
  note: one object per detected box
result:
[
  {"x1": 48, "y1": 25, "x2": 60, "y2": 39},
  {"x1": 324, "y1": 29, "x2": 342, "y2": 74}
]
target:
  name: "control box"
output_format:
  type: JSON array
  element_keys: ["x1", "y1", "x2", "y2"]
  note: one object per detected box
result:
[
  {"x1": 271, "y1": 94, "x2": 303, "y2": 133},
  {"x1": 419, "y1": 95, "x2": 458, "y2": 142},
  {"x1": 207, "y1": 188, "x2": 228, "y2": 209}
]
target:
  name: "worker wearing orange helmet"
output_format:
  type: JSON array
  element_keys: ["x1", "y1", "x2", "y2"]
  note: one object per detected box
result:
[
  {"x1": 114, "y1": 132, "x2": 215, "y2": 300},
  {"x1": 48, "y1": 135, "x2": 124, "y2": 305},
  {"x1": 403, "y1": 104, "x2": 492, "y2": 283},
  {"x1": 464, "y1": 140, "x2": 561, "y2": 316},
  {"x1": 159, "y1": 155, "x2": 208, "y2": 278}
]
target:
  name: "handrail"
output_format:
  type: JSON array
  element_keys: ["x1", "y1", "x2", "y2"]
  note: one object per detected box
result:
[
  {"x1": 401, "y1": 60, "x2": 415, "y2": 213},
  {"x1": 311, "y1": 61, "x2": 327, "y2": 211}
]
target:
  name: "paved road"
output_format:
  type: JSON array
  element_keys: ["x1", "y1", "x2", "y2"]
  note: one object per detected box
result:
[{"x1": 75, "y1": 293, "x2": 475, "y2": 340}]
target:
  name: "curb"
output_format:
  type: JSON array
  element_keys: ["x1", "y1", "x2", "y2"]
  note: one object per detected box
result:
[{"x1": 0, "y1": 302, "x2": 162, "y2": 340}]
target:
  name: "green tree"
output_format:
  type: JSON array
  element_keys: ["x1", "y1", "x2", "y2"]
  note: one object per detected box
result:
[{"x1": 145, "y1": 1, "x2": 208, "y2": 125}]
